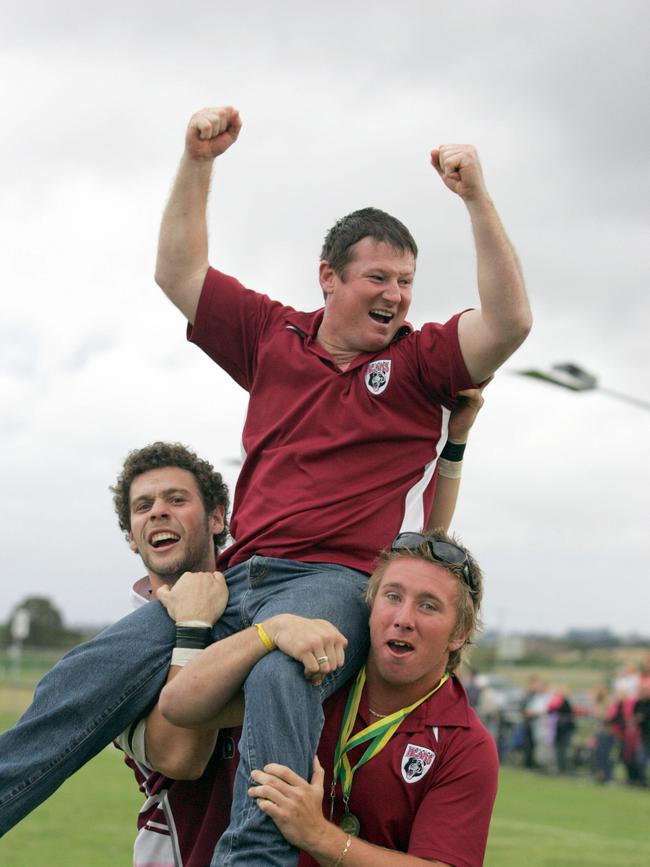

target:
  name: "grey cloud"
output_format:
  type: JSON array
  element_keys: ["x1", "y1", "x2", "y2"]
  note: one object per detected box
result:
[
  {"x1": 62, "y1": 333, "x2": 119, "y2": 373},
  {"x1": 1, "y1": 0, "x2": 648, "y2": 634}
]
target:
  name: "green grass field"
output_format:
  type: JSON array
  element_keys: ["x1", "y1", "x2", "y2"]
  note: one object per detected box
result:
[
  {"x1": 2, "y1": 701, "x2": 649, "y2": 866},
  {"x1": 487, "y1": 769, "x2": 650, "y2": 866},
  {"x1": 0, "y1": 746, "x2": 142, "y2": 866},
  {"x1": 1, "y1": 739, "x2": 648, "y2": 864}
]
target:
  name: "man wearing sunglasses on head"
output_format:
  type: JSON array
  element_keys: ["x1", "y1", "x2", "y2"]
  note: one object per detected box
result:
[
  {"x1": 155, "y1": 530, "x2": 495, "y2": 867},
  {"x1": 150, "y1": 104, "x2": 524, "y2": 864},
  {"x1": 0, "y1": 101, "x2": 520, "y2": 867},
  {"x1": 114, "y1": 394, "x2": 485, "y2": 867}
]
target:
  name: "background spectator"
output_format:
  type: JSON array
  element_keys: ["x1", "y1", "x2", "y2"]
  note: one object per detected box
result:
[{"x1": 548, "y1": 686, "x2": 575, "y2": 773}]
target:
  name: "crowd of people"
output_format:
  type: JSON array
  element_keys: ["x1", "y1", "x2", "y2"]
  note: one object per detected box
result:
[
  {"x1": 463, "y1": 658, "x2": 650, "y2": 788},
  {"x1": 595, "y1": 661, "x2": 650, "y2": 786}
]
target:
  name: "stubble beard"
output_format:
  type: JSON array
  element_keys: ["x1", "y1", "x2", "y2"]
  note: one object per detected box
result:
[{"x1": 142, "y1": 522, "x2": 214, "y2": 586}]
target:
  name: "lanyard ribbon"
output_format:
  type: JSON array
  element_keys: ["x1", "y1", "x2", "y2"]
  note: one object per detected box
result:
[{"x1": 332, "y1": 665, "x2": 449, "y2": 801}]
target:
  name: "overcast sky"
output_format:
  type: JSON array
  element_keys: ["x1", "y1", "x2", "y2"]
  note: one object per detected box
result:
[{"x1": 1, "y1": 0, "x2": 648, "y2": 638}]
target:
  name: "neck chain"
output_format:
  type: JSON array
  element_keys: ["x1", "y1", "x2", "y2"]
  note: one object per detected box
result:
[
  {"x1": 331, "y1": 666, "x2": 450, "y2": 834},
  {"x1": 368, "y1": 707, "x2": 388, "y2": 719}
]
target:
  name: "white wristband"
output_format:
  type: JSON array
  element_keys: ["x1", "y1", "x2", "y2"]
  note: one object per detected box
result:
[
  {"x1": 438, "y1": 457, "x2": 463, "y2": 479},
  {"x1": 171, "y1": 647, "x2": 204, "y2": 667},
  {"x1": 176, "y1": 620, "x2": 212, "y2": 628}
]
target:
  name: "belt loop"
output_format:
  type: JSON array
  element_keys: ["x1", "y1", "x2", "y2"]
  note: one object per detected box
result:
[{"x1": 249, "y1": 555, "x2": 268, "y2": 586}]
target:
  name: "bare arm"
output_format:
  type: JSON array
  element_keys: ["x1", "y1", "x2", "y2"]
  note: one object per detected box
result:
[
  {"x1": 426, "y1": 474, "x2": 461, "y2": 536},
  {"x1": 431, "y1": 146, "x2": 532, "y2": 382},
  {"x1": 249, "y1": 758, "x2": 450, "y2": 866},
  {"x1": 139, "y1": 570, "x2": 230, "y2": 778},
  {"x1": 147, "y1": 612, "x2": 346, "y2": 779},
  {"x1": 155, "y1": 105, "x2": 242, "y2": 323},
  {"x1": 426, "y1": 385, "x2": 486, "y2": 533},
  {"x1": 158, "y1": 612, "x2": 348, "y2": 729},
  {"x1": 143, "y1": 668, "x2": 242, "y2": 780}
]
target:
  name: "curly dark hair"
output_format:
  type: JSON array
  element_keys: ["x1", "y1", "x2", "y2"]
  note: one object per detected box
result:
[
  {"x1": 111, "y1": 442, "x2": 230, "y2": 551},
  {"x1": 320, "y1": 207, "x2": 418, "y2": 279}
]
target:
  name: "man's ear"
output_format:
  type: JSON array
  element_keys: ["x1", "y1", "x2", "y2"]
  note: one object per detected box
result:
[
  {"x1": 209, "y1": 505, "x2": 225, "y2": 536},
  {"x1": 127, "y1": 532, "x2": 139, "y2": 554},
  {"x1": 319, "y1": 261, "x2": 336, "y2": 298},
  {"x1": 447, "y1": 631, "x2": 468, "y2": 653}
]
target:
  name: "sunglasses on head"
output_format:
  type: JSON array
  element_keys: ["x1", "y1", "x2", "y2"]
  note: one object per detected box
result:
[{"x1": 390, "y1": 532, "x2": 477, "y2": 593}]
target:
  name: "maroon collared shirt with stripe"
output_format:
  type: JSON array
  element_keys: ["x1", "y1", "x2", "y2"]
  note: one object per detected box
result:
[
  {"x1": 300, "y1": 676, "x2": 499, "y2": 867},
  {"x1": 188, "y1": 268, "x2": 477, "y2": 575}
]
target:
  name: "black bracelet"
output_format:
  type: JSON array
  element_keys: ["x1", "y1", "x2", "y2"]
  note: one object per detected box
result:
[
  {"x1": 440, "y1": 440, "x2": 466, "y2": 462},
  {"x1": 175, "y1": 625, "x2": 212, "y2": 649}
]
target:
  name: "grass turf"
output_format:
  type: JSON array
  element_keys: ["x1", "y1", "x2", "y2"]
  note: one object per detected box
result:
[
  {"x1": 2, "y1": 756, "x2": 648, "y2": 865},
  {"x1": 2, "y1": 702, "x2": 648, "y2": 866},
  {"x1": 487, "y1": 767, "x2": 650, "y2": 867},
  {"x1": 0, "y1": 745, "x2": 141, "y2": 866}
]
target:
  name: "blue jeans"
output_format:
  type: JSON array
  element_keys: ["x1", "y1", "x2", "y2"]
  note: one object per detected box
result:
[{"x1": 0, "y1": 558, "x2": 369, "y2": 866}]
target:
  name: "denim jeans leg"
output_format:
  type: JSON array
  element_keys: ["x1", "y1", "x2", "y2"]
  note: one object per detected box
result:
[
  {"x1": 212, "y1": 558, "x2": 370, "y2": 867},
  {"x1": 0, "y1": 601, "x2": 177, "y2": 835}
]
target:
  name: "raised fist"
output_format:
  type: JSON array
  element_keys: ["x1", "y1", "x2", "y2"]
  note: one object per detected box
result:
[
  {"x1": 431, "y1": 144, "x2": 487, "y2": 201},
  {"x1": 185, "y1": 105, "x2": 242, "y2": 161}
]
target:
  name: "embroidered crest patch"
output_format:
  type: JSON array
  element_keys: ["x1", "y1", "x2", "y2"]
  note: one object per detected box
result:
[
  {"x1": 401, "y1": 743, "x2": 436, "y2": 783},
  {"x1": 365, "y1": 359, "x2": 391, "y2": 395}
]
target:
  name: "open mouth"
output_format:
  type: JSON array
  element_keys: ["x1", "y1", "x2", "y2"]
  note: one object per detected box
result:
[
  {"x1": 387, "y1": 639, "x2": 414, "y2": 655},
  {"x1": 150, "y1": 531, "x2": 180, "y2": 549},
  {"x1": 369, "y1": 309, "x2": 394, "y2": 325}
]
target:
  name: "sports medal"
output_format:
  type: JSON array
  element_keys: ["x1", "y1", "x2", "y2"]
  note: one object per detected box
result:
[
  {"x1": 330, "y1": 666, "x2": 449, "y2": 833},
  {"x1": 340, "y1": 812, "x2": 361, "y2": 837}
]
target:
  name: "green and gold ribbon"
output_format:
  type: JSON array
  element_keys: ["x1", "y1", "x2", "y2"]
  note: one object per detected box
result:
[{"x1": 332, "y1": 665, "x2": 449, "y2": 801}]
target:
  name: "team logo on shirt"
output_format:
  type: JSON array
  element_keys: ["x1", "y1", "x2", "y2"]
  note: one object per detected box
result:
[
  {"x1": 365, "y1": 359, "x2": 391, "y2": 395},
  {"x1": 401, "y1": 744, "x2": 436, "y2": 783}
]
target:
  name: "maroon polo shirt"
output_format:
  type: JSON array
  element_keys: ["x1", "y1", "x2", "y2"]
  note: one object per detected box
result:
[
  {"x1": 189, "y1": 268, "x2": 476, "y2": 574},
  {"x1": 299, "y1": 676, "x2": 498, "y2": 867}
]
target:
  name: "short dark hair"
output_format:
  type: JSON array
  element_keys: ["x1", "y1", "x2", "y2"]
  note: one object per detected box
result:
[
  {"x1": 320, "y1": 207, "x2": 418, "y2": 278},
  {"x1": 365, "y1": 529, "x2": 483, "y2": 674},
  {"x1": 111, "y1": 442, "x2": 230, "y2": 551}
]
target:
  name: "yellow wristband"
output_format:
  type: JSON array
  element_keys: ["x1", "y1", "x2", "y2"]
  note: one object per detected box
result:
[{"x1": 254, "y1": 622, "x2": 275, "y2": 652}]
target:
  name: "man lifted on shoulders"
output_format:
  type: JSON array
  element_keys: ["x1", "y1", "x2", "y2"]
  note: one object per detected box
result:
[
  {"x1": 0, "y1": 103, "x2": 528, "y2": 867},
  {"x1": 151, "y1": 108, "x2": 528, "y2": 862}
]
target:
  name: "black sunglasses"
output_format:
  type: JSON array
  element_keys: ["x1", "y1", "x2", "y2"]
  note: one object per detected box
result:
[{"x1": 391, "y1": 532, "x2": 477, "y2": 593}]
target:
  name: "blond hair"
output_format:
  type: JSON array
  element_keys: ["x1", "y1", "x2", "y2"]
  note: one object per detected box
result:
[{"x1": 365, "y1": 530, "x2": 483, "y2": 673}]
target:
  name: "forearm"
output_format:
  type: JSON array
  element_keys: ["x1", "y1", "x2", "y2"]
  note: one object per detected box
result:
[
  {"x1": 426, "y1": 474, "x2": 460, "y2": 533},
  {"x1": 159, "y1": 625, "x2": 268, "y2": 727},
  {"x1": 145, "y1": 665, "x2": 220, "y2": 779},
  {"x1": 155, "y1": 153, "x2": 214, "y2": 321},
  {"x1": 303, "y1": 823, "x2": 443, "y2": 866},
  {"x1": 427, "y1": 408, "x2": 474, "y2": 533},
  {"x1": 459, "y1": 194, "x2": 532, "y2": 379},
  {"x1": 249, "y1": 760, "x2": 448, "y2": 866}
]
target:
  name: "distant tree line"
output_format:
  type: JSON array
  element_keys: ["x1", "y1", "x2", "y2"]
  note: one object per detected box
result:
[{"x1": 1, "y1": 597, "x2": 86, "y2": 649}]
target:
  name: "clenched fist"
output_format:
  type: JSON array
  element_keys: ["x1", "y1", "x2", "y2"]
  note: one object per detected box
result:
[
  {"x1": 431, "y1": 144, "x2": 487, "y2": 201},
  {"x1": 156, "y1": 570, "x2": 229, "y2": 625},
  {"x1": 185, "y1": 105, "x2": 242, "y2": 161}
]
